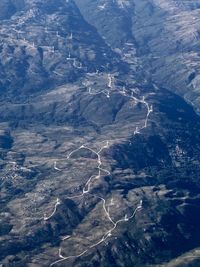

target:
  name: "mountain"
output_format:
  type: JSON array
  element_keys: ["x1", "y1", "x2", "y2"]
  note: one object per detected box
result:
[
  {"x1": 1, "y1": 1, "x2": 200, "y2": 267},
  {"x1": 74, "y1": 0, "x2": 200, "y2": 113}
]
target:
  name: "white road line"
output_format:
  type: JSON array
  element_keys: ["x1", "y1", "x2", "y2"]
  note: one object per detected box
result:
[
  {"x1": 50, "y1": 249, "x2": 88, "y2": 267},
  {"x1": 44, "y1": 198, "x2": 61, "y2": 221},
  {"x1": 53, "y1": 161, "x2": 62, "y2": 171}
]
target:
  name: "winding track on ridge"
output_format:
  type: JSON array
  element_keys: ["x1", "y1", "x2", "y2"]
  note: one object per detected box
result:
[{"x1": 44, "y1": 72, "x2": 153, "y2": 267}]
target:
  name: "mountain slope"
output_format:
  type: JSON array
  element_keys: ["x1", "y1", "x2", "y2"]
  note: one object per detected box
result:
[
  {"x1": 0, "y1": 0, "x2": 121, "y2": 100},
  {"x1": 1, "y1": 1, "x2": 200, "y2": 267},
  {"x1": 74, "y1": 0, "x2": 200, "y2": 113}
]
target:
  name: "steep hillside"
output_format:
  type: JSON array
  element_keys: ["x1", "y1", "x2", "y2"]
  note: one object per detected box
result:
[
  {"x1": 75, "y1": 0, "x2": 200, "y2": 113},
  {"x1": 1, "y1": 1, "x2": 200, "y2": 267}
]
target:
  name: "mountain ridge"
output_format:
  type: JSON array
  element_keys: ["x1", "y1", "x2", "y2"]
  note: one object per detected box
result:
[{"x1": 1, "y1": 1, "x2": 200, "y2": 266}]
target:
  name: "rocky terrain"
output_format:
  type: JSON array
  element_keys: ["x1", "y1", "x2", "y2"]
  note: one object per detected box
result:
[
  {"x1": 74, "y1": 0, "x2": 200, "y2": 113},
  {"x1": 1, "y1": 1, "x2": 200, "y2": 267}
]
